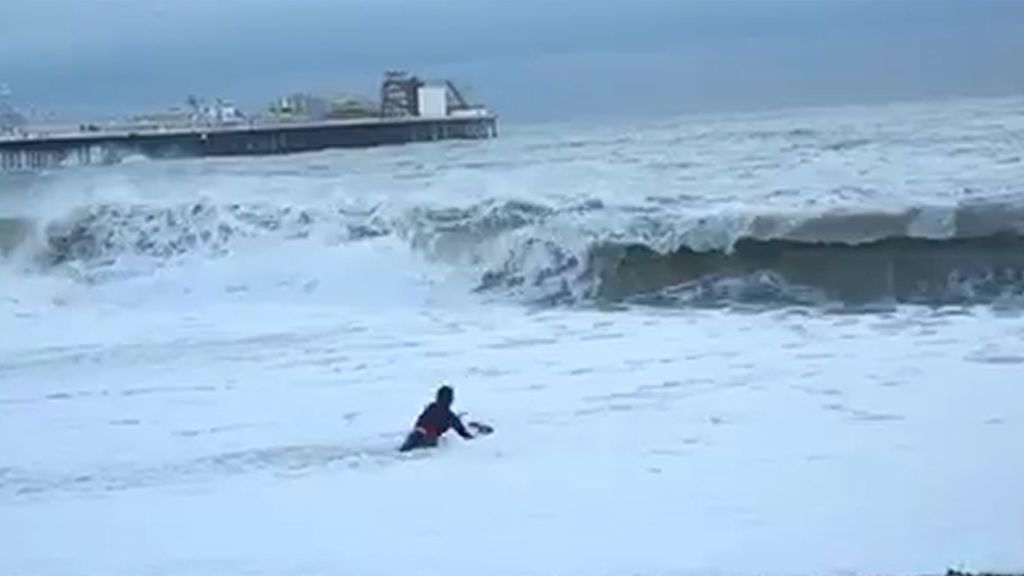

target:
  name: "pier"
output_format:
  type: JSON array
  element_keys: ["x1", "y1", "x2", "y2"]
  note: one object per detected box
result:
[
  {"x1": 0, "y1": 115, "x2": 497, "y2": 171},
  {"x1": 0, "y1": 72, "x2": 498, "y2": 172}
]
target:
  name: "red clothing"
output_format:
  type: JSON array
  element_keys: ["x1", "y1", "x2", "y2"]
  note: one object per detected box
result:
[{"x1": 414, "y1": 401, "x2": 472, "y2": 439}]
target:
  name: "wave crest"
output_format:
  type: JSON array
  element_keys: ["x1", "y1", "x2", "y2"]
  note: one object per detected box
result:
[
  {"x1": 470, "y1": 198, "x2": 1024, "y2": 307},
  {"x1": 584, "y1": 235, "x2": 1024, "y2": 306},
  {"x1": 6, "y1": 194, "x2": 1024, "y2": 307},
  {"x1": 6, "y1": 199, "x2": 388, "y2": 270}
]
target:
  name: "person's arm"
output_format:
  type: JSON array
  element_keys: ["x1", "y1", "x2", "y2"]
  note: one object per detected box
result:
[{"x1": 450, "y1": 411, "x2": 473, "y2": 439}]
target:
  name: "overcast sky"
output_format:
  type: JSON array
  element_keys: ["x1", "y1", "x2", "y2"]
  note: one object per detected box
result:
[{"x1": 1, "y1": 0, "x2": 1023, "y2": 122}]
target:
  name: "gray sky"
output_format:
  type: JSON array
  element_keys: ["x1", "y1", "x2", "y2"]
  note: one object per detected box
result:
[{"x1": 1, "y1": 0, "x2": 1023, "y2": 122}]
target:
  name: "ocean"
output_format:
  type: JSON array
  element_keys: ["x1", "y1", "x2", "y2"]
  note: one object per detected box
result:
[{"x1": 2, "y1": 97, "x2": 1023, "y2": 576}]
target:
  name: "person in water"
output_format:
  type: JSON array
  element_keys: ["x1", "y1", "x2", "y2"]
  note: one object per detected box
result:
[{"x1": 400, "y1": 385, "x2": 486, "y2": 452}]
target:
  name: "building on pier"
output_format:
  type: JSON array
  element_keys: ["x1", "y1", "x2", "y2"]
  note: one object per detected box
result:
[{"x1": 0, "y1": 72, "x2": 497, "y2": 172}]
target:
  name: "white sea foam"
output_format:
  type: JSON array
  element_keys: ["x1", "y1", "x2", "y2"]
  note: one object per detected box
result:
[{"x1": 2, "y1": 96, "x2": 1024, "y2": 576}]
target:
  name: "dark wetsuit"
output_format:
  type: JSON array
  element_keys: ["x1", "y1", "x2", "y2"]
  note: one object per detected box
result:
[{"x1": 399, "y1": 401, "x2": 472, "y2": 452}]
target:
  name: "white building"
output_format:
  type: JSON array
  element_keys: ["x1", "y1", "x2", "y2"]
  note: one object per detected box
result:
[{"x1": 416, "y1": 85, "x2": 448, "y2": 118}]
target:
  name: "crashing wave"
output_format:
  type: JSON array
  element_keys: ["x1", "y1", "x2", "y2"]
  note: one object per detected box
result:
[
  {"x1": 470, "y1": 198, "x2": 1024, "y2": 307},
  {"x1": 5, "y1": 194, "x2": 1024, "y2": 307},
  {"x1": 582, "y1": 234, "x2": 1024, "y2": 306},
  {"x1": 2, "y1": 199, "x2": 388, "y2": 270}
]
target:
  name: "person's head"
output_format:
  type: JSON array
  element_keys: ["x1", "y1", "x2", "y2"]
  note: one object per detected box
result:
[{"x1": 436, "y1": 385, "x2": 454, "y2": 407}]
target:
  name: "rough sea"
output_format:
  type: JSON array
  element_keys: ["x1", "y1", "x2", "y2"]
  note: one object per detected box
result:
[{"x1": 2, "y1": 97, "x2": 1024, "y2": 576}]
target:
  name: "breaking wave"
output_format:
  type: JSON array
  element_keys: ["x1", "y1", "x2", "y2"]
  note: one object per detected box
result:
[
  {"x1": 465, "y1": 198, "x2": 1024, "y2": 307},
  {"x1": 582, "y1": 234, "x2": 1024, "y2": 306},
  {"x1": 4, "y1": 195, "x2": 1024, "y2": 307},
  {"x1": 1, "y1": 200, "x2": 388, "y2": 272}
]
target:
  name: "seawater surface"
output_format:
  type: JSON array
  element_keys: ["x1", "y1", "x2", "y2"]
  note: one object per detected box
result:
[{"x1": 2, "y1": 97, "x2": 1024, "y2": 576}]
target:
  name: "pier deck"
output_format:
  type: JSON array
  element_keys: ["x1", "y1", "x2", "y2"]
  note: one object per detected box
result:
[{"x1": 0, "y1": 114, "x2": 497, "y2": 171}]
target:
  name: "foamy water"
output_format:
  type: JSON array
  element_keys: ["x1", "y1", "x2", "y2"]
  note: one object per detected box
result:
[{"x1": 2, "y1": 97, "x2": 1024, "y2": 576}]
